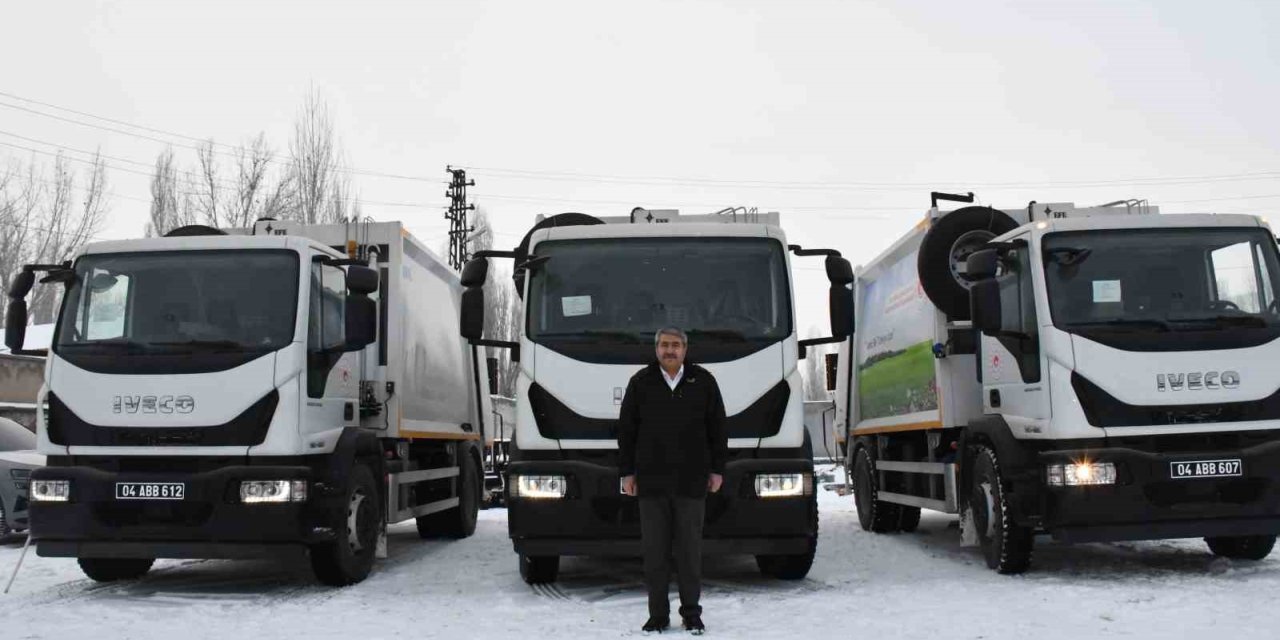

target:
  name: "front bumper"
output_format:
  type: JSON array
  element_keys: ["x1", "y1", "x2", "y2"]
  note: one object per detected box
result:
[
  {"x1": 506, "y1": 457, "x2": 816, "y2": 557},
  {"x1": 29, "y1": 463, "x2": 335, "y2": 559},
  {"x1": 1030, "y1": 436, "x2": 1280, "y2": 543}
]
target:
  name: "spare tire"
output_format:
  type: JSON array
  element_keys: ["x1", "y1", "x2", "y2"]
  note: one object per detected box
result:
[
  {"x1": 512, "y1": 213, "x2": 604, "y2": 299},
  {"x1": 917, "y1": 206, "x2": 1018, "y2": 319}
]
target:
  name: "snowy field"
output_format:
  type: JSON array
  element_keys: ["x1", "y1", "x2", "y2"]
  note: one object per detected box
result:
[{"x1": 2, "y1": 467, "x2": 1277, "y2": 639}]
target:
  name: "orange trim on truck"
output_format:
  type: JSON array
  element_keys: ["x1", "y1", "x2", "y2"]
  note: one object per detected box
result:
[
  {"x1": 400, "y1": 430, "x2": 481, "y2": 441},
  {"x1": 852, "y1": 420, "x2": 944, "y2": 436}
]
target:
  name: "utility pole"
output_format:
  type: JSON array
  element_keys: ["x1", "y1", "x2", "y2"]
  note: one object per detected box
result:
[{"x1": 445, "y1": 165, "x2": 475, "y2": 271}]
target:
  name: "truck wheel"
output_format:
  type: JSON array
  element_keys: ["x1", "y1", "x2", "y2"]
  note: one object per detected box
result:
[
  {"x1": 519, "y1": 553, "x2": 559, "y2": 584},
  {"x1": 969, "y1": 445, "x2": 1033, "y2": 574},
  {"x1": 78, "y1": 558, "x2": 154, "y2": 582},
  {"x1": 917, "y1": 206, "x2": 1018, "y2": 319},
  {"x1": 310, "y1": 463, "x2": 380, "y2": 586},
  {"x1": 852, "y1": 446, "x2": 901, "y2": 533},
  {"x1": 756, "y1": 498, "x2": 818, "y2": 580},
  {"x1": 416, "y1": 448, "x2": 480, "y2": 539},
  {"x1": 897, "y1": 505, "x2": 922, "y2": 533},
  {"x1": 0, "y1": 501, "x2": 10, "y2": 538},
  {"x1": 1205, "y1": 535, "x2": 1277, "y2": 560}
]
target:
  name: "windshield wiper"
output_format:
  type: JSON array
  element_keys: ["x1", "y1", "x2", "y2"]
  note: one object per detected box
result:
[
  {"x1": 1065, "y1": 319, "x2": 1171, "y2": 332},
  {"x1": 687, "y1": 329, "x2": 748, "y2": 342},
  {"x1": 57, "y1": 338, "x2": 150, "y2": 352},
  {"x1": 537, "y1": 331, "x2": 643, "y2": 343},
  {"x1": 1046, "y1": 246, "x2": 1093, "y2": 266},
  {"x1": 1166, "y1": 315, "x2": 1270, "y2": 329},
  {"x1": 149, "y1": 339, "x2": 257, "y2": 351}
]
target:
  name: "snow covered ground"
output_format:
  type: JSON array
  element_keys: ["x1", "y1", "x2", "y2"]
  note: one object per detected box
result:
[{"x1": 2, "y1": 466, "x2": 1277, "y2": 639}]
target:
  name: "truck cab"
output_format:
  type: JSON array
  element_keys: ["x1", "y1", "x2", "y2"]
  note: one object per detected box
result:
[
  {"x1": 10, "y1": 221, "x2": 489, "y2": 585},
  {"x1": 840, "y1": 197, "x2": 1280, "y2": 573},
  {"x1": 460, "y1": 209, "x2": 852, "y2": 583}
]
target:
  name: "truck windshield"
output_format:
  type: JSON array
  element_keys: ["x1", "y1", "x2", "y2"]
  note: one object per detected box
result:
[
  {"x1": 54, "y1": 250, "x2": 299, "y2": 366},
  {"x1": 526, "y1": 237, "x2": 792, "y2": 363},
  {"x1": 1042, "y1": 228, "x2": 1280, "y2": 342}
]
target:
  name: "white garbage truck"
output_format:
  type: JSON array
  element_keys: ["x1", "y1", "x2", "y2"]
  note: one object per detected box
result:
[
  {"x1": 6, "y1": 219, "x2": 492, "y2": 585},
  {"x1": 459, "y1": 208, "x2": 853, "y2": 583},
  {"x1": 836, "y1": 192, "x2": 1280, "y2": 573}
]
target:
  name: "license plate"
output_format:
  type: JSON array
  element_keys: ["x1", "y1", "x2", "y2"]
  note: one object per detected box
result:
[
  {"x1": 1170, "y1": 459, "x2": 1243, "y2": 480},
  {"x1": 115, "y1": 482, "x2": 186, "y2": 500}
]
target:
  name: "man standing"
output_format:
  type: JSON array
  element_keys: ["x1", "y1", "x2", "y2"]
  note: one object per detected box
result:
[{"x1": 618, "y1": 327, "x2": 728, "y2": 635}]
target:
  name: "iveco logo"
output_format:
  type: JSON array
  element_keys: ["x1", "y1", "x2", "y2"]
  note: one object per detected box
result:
[
  {"x1": 1156, "y1": 371, "x2": 1240, "y2": 392},
  {"x1": 112, "y1": 395, "x2": 196, "y2": 414}
]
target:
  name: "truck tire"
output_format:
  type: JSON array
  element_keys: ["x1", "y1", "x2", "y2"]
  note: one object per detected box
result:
[
  {"x1": 0, "y1": 501, "x2": 10, "y2": 538},
  {"x1": 852, "y1": 446, "x2": 901, "y2": 533},
  {"x1": 1205, "y1": 535, "x2": 1277, "y2": 560},
  {"x1": 969, "y1": 445, "x2": 1033, "y2": 574},
  {"x1": 416, "y1": 447, "x2": 481, "y2": 539},
  {"x1": 519, "y1": 553, "x2": 559, "y2": 584},
  {"x1": 310, "y1": 463, "x2": 380, "y2": 586},
  {"x1": 917, "y1": 206, "x2": 1018, "y2": 319},
  {"x1": 755, "y1": 499, "x2": 818, "y2": 580},
  {"x1": 78, "y1": 558, "x2": 154, "y2": 582}
]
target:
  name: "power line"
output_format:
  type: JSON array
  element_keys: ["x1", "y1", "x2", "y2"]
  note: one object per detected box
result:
[
  {"x1": 463, "y1": 165, "x2": 1280, "y2": 191},
  {"x1": 0, "y1": 93, "x2": 442, "y2": 183},
  {"x1": 0, "y1": 141, "x2": 436, "y2": 210},
  {"x1": 5, "y1": 91, "x2": 1278, "y2": 193}
]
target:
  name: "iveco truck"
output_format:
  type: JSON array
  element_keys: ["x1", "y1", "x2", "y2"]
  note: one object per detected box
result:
[
  {"x1": 7, "y1": 219, "x2": 491, "y2": 585},
  {"x1": 460, "y1": 208, "x2": 853, "y2": 583},
  {"x1": 836, "y1": 193, "x2": 1280, "y2": 573}
]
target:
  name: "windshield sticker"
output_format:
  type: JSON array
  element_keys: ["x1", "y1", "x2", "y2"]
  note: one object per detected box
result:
[
  {"x1": 1093, "y1": 280, "x2": 1122, "y2": 303},
  {"x1": 562, "y1": 295, "x2": 593, "y2": 317}
]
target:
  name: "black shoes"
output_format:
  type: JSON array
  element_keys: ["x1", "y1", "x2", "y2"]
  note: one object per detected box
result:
[
  {"x1": 682, "y1": 615, "x2": 705, "y2": 635},
  {"x1": 642, "y1": 617, "x2": 670, "y2": 634},
  {"x1": 642, "y1": 614, "x2": 704, "y2": 634}
]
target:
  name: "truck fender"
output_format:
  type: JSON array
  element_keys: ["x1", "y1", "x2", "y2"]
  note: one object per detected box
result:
[
  {"x1": 958, "y1": 415, "x2": 1040, "y2": 523},
  {"x1": 321, "y1": 427, "x2": 387, "y2": 507}
]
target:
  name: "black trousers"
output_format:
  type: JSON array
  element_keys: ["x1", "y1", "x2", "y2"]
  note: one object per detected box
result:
[{"x1": 638, "y1": 495, "x2": 705, "y2": 620}]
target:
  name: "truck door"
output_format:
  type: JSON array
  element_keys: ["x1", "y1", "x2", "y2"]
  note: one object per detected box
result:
[
  {"x1": 305, "y1": 260, "x2": 359, "y2": 433},
  {"x1": 979, "y1": 234, "x2": 1049, "y2": 432}
]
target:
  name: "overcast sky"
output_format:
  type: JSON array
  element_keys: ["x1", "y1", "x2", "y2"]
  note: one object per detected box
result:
[{"x1": 3, "y1": 0, "x2": 1278, "y2": 333}]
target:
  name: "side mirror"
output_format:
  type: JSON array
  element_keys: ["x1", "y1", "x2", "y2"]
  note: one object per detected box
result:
[
  {"x1": 461, "y1": 258, "x2": 489, "y2": 288},
  {"x1": 461, "y1": 287, "x2": 485, "y2": 341},
  {"x1": 829, "y1": 284, "x2": 853, "y2": 339},
  {"x1": 965, "y1": 249, "x2": 1000, "y2": 281},
  {"x1": 824, "y1": 353, "x2": 838, "y2": 392},
  {"x1": 344, "y1": 296, "x2": 377, "y2": 350},
  {"x1": 9, "y1": 270, "x2": 34, "y2": 298},
  {"x1": 825, "y1": 256, "x2": 854, "y2": 286},
  {"x1": 486, "y1": 356, "x2": 499, "y2": 396},
  {"x1": 970, "y1": 279, "x2": 1002, "y2": 336},
  {"x1": 346, "y1": 265, "x2": 379, "y2": 296},
  {"x1": 5, "y1": 300, "x2": 28, "y2": 352}
]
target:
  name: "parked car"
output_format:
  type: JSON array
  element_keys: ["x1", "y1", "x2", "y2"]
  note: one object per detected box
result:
[{"x1": 0, "y1": 417, "x2": 41, "y2": 538}]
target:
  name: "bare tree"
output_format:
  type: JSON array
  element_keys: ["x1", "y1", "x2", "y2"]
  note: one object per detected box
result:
[
  {"x1": 228, "y1": 133, "x2": 276, "y2": 228},
  {"x1": 288, "y1": 90, "x2": 352, "y2": 224},
  {"x1": 191, "y1": 140, "x2": 221, "y2": 227},
  {"x1": 469, "y1": 208, "x2": 522, "y2": 397},
  {"x1": 0, "y1": 152, "x2": 109, "y2": 327},
  {"x1": 146, "y1": 147, "x2": 188, "y2": 236}
]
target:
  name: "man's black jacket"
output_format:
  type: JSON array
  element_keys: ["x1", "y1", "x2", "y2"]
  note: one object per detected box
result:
[{"x1": 617, "y1": 362, "x2": 729, "y2": 498}]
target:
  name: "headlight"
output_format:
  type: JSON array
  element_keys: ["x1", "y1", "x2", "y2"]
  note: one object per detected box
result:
[
  {"x1": 1046, "y1": 462, "x2": 1116, "y2": 487},
  {"x1": 30, "y1": 479, "x2": 71, "y2": 502},
  {"x1": 240, "y1": 480, "x2": 308, "y2": 504},
  {"x1": 754, "y1": 473, "x2": 812, "y2": 498},
  {"x1": 512, "y1": 475, "x2": 567, "y2": 499}
]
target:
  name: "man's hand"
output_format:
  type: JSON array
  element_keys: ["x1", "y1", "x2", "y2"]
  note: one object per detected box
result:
[
  {"x1": 707, "y1": 473, "x2": 723, "y2": 493},
  {"x1": 621, "y1": 475, "x2": 637, "y2": 496}
]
